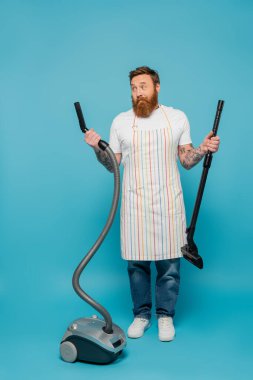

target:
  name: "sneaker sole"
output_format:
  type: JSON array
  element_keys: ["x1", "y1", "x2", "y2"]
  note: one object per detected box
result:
[{"x1": 159, "y1": 333, "x2": 175, "y2": 342}]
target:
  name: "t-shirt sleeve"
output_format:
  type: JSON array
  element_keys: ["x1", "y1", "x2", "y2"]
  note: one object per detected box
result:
[
  {"x1": 109, "y1": 118, "x2": 122, "y2": 153},
  {"x1": 178, "y1": 113, "x2": 192, "y2": 146}
]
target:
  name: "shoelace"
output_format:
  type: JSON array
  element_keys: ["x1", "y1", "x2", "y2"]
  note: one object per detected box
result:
[
  {"x1": 159, "y1": 318, "x2": 172, "y2": 327},
  {"x1": 133, "y1": 318, "x2": 148, "y2": 326}
]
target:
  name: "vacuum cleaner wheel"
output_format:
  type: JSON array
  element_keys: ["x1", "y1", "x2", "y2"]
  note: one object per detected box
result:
[{"x1": 60, "y1": 341, "x2": 78, "y2": 363}]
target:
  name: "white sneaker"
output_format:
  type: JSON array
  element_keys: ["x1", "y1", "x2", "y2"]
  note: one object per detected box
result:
[
  {"x1": 127, "y1": 317, "x2": 151, "y2": 338},
  {"x1": 158, "y1": 316, "x2": 175, "y2": 341}
]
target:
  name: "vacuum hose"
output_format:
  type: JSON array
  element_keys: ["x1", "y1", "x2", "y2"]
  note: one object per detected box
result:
[{"x1": 72, "y1": 102, "x2": 120, "y2": 334}]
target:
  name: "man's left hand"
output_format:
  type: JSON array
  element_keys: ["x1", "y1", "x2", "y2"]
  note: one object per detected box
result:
[{"x1": 200, "y1": 131, "x2": 220, "y2": 154}]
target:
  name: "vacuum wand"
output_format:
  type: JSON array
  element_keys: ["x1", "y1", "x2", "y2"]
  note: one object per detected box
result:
[{"x1": 181, "y1": 100, "x2": 224, "y2": 269}]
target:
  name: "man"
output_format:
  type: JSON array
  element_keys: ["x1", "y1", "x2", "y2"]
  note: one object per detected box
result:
[{"x1": 85, "y1": 66, "x2": 220, "y2": 342}]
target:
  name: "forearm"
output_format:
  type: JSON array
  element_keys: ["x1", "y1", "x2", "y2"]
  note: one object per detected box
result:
[
  {"x1": 94, "y1": 147, "x2": 114, "y2": 173},
  {"x1": 179, "y1": 144, "x2": 206, "y2": 170}
]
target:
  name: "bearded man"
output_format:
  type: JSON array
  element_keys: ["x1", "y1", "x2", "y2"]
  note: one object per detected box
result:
[{"x1": 85, "y1": 66, "x2": 220, "y2": 341}]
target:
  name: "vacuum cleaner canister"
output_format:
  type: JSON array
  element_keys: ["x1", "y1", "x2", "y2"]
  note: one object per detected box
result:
[
  {"x1": 60, "y1": 316, "x2": 126, "y2": 364},
  {"x1": 60, "y1": 102, "x2": 126, "y2": 365}
]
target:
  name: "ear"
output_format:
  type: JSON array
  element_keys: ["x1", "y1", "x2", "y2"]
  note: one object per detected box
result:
[{"x1": 156, "y1": 83, "x2": 160, "y2": 93}]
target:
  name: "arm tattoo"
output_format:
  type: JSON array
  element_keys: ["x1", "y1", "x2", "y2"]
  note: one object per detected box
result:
[
  {"x1": 179, "y1": 143, "x2": 205, "y2": 170},
  {"x1": 94, "y1": 148, "x2": 114, "y2": 173}
]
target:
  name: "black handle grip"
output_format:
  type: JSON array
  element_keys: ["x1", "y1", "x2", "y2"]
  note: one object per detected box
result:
[
  {"x1": 74, "y1": 101, "x2": 109, "y2": 151},
  {"x1": 212, "y1": 100, "x2": 224, "y2": 136},
  {"x1": 74, "y1": 102, "x2": 89, "y2": 133}
]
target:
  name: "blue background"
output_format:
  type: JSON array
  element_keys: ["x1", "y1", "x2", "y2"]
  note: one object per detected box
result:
[{"x1": 1, "y1": 0, "x2": 252, "y2": 379}]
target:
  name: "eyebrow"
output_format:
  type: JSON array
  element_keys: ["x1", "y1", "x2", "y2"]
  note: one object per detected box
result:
[{"x1": 131, "y1": 81, "x2": 147, "y2": 86}]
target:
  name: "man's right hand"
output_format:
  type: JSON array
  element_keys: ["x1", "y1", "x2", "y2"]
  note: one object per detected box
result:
[{"x1": 85, "y1": 128, "x2": 101, "y2": 150}]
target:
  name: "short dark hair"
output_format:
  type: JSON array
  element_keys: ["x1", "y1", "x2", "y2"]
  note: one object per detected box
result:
[{"x1": 129, "y1": 66, "x2": 160, "y2": 85}]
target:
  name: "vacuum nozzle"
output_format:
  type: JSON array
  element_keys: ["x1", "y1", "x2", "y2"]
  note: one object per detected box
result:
[{"x1": 181, "y1": 245, "x2": 203, "y2": 269}]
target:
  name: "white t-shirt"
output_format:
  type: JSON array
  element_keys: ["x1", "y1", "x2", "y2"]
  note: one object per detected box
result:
[{"x1": 109, "y1": 105, "x2": 192, "y2": 165}]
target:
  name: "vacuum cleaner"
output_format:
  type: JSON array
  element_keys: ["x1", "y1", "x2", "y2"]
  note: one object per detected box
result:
[
  {"x1": 181, "y1": 100, "x2": 224, "y2": 269},
  {"x1": 60, "y1": 102, "x2": 126, "y2": 364}
]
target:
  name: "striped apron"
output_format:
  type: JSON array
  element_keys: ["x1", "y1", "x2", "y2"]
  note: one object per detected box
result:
[{"x1": 120, "y1": 106, "x2": 187, "y2": 261}]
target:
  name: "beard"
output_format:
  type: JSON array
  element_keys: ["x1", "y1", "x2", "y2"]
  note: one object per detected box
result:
[{"x1": 132, "y1": 89, "x2": 159, "y2": 118}]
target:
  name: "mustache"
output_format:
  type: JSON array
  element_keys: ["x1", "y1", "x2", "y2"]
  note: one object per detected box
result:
[
  {"x1": 134, "y1": 96, "x2": 151, "y2": 105},
  {"x1": 137, "y1": 96, "x2": 149, "y2": 102}
]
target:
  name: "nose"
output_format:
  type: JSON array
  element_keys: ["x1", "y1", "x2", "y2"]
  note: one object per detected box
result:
[{"x1": 136, "y1": 88, "x2": 144, "y2": 97}]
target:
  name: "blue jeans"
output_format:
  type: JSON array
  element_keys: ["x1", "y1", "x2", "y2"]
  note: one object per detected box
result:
[{"x1": 127, "y1": 259, "x2": 180, "y2": 320}]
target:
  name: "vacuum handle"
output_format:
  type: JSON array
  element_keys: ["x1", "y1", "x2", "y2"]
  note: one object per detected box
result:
[
  {"x1": 212, "y1": 100, "x2": 224, "y2": 137},
  {"x1": 74, "y1": 102, "x2": 88, "y2": 133},
  {"x1": 74, "y1": 101, "x2": 108, "y2": 151},
  {"x1": 203, "y1": 99, "x2": 224, "y2": 169}
]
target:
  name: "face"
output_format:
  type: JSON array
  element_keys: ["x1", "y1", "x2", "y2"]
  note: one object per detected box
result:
[{"x1": 131, "y1": 74, "x2": 160, "y2": 118}]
